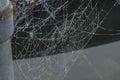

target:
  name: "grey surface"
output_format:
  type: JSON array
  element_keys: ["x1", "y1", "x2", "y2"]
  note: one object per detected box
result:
[
  {"x1": 14, "y1": 41, "x2": 120, "y2": 80},
  {"x1": 0, "y1": 15, "x2": 14, "y2": 43},
  {"x1": 0, "y1": 2, "x2": 14, "y2": 79},
  {"x1": 0, "y1": 0, "x2": 9, "y2": 12},
  {"x1": 65, "y1": 42, "x2": 120, "y2": 80},
  {"x1": 0, "y1": 40, "x2": 14, "y2": 80},
  {"x1": 0, "y1": 0, "x2": 14, "y2": 43}
]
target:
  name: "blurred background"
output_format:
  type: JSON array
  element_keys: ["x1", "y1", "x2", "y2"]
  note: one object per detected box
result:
[{"x1": 11, "y1": 0, "x2": 120, "y2": 80}]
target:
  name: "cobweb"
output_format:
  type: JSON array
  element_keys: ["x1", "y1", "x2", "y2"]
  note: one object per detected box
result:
[{"x1": 11, "y1": 0, "x2": 119, "y2": 80}]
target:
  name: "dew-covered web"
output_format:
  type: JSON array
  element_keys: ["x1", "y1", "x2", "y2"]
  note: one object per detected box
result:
[{"x1": 11, "y1": 0, "x2": 119, "y2": 80}]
